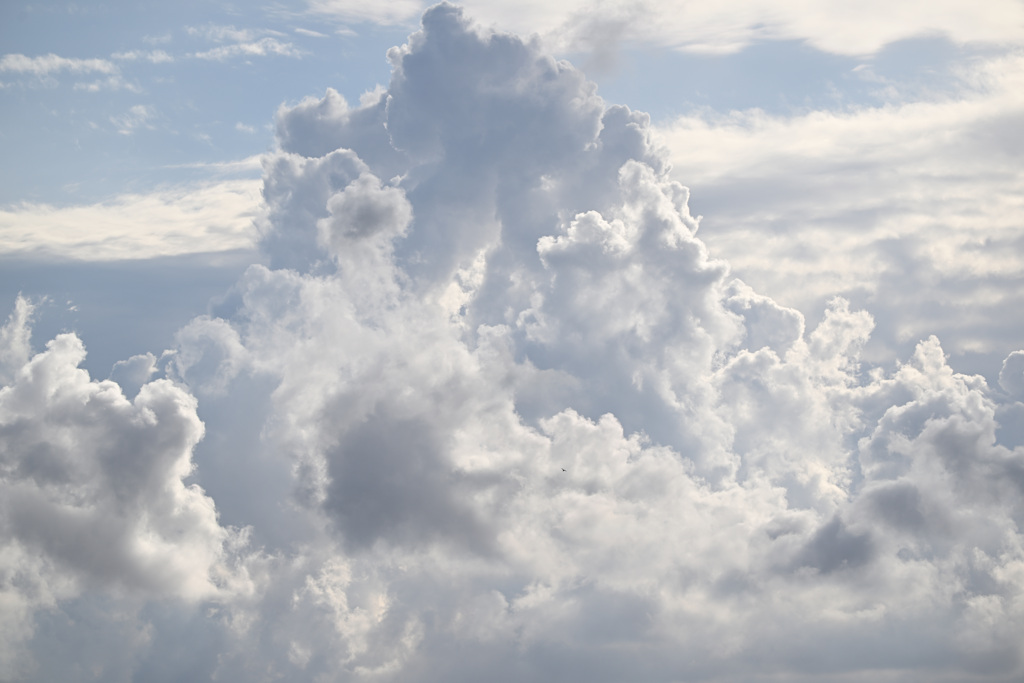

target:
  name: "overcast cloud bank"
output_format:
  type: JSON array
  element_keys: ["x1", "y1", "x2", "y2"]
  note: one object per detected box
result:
[{"x1": 2, "y1": 4, "x2": 1023, "y2": 682}]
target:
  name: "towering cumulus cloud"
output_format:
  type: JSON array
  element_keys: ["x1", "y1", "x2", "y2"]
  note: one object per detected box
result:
[{"x1": 3, "y1": 4, "x2": 1024, "y2": 681}]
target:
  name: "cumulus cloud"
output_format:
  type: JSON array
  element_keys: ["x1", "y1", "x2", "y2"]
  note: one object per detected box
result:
[
  {"x1": 7, "y1": 4, "x2": 1024, "y2": 682},
  {"x1": 0, "y1": 298, "x2": 252, "y2": 677}
]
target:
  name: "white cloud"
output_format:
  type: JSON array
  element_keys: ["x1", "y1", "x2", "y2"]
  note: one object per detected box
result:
[
  {"x1": 557, "y1": 0, "x2": 1024, "y2": 55},
  {"x1": 192, "y1": 37, "x2": 302, "y2": 61},
  {"x1": 74, "y1": 75, "x2": 140, "y2": 93},
  {"x1": 294, "y1": 27, "x2": 330, "y2": 38},
  {"x1": 0, "y1": 52, "x2": 134, "y2": 91},
  {"x1": 0, "y1": 297, "x2": 33, "y2": 386},
  {"x1": 0, "y1": 298, "x2": 253, "y2": 676},
  {"x1": 109, "y1": 103, "x2": 155, "y2": 134},
  {"x1": 111, "y1": 49, "x2": 174, "y2": 63},
  {"x1": 151, "y1": 6, "x2": 1024, "y2": 680},
  {"x1": 0, "y1": 178, "x2": 261, "y2": 260},
  {"x1": 186, "y1": 24, "x2": 261, "y2": 43},
  {"x1": 142, "y1": 32, "x2": 173, "y2": 46},
  {"x1": 186, "y1": 23, "x2": 302, "y2": 61},
  {"x1": 1000, "y1": 351, "x2": 1024, "y2": 398},
  {"x1": 306, "y1": 0, "x2": 424, "y2": 25},
  {"x1": 0, "y1": 53, "x2": 117, "y2": 76},
  {"x1": 6, "y1": 4, "x2": 1024, "y2": 681},
  {"x1": 166, "y1": 154, "x2": 265, "y2": 174}
]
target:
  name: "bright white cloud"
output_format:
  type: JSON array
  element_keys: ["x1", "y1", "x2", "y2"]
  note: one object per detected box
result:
[
  {"x1": 5, "y1": 4, "x2": 1024, "y2": 682},
  {"x1": 0, "y1": 178, "x2": 261, "y2": 260},
  {"x1": 155, "y1": 6, "x2": 1024, "y2": 680}
]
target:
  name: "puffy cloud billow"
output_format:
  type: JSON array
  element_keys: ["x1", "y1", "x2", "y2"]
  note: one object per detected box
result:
[
  {"x1": 0, "y1": 301, "x2": 254, "y2": 679},
  {"x1": 4, "y1": 4, "x2": 1024, "y2": 681}
]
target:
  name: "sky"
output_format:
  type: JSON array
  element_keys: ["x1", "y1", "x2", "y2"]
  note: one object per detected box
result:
[{"x1": 2, "y1": 1, "x2": 1024, "y2": 681}]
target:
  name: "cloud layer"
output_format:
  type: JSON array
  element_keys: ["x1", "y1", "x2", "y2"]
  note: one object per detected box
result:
[
  {"x1": 308, "y1": 0, "x2": 1024, "y2": 56},
  {"x1": 0, "y1": 178, "x2": 261, "y2": 260},
  {"x1": 3, "y1": 4, "x2": 1023, "y2": 681},
  {"x1": 658, "y1": 50, "x2": 1024, "y2": 366}
]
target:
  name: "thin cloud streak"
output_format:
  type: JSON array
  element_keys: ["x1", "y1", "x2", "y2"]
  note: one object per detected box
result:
[
  {"x1": 0, "y1": 179, "x2": 262, "y2": 260},
  {"x1": 191, "y1": 37, "x2": 303, "y2": 61},
  {"x1": 0, "y1": 53, "x2": 118, "y2": 75}
]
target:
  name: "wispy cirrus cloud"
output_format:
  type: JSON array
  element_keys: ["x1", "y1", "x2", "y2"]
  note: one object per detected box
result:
[
  {"x1": 110, "y1": 49, "x2": 174, "y2": 64},
  {"x1": 294, "y1": 27, "x2": 330, "y2": 38},
  {"x1": 192, "y1": 37, "x2": 302, "y2": 61},
  {"x1": 305, "y1": 0, "x2": 423, "y2": 25},
  {"x1": 0, "y1": 52, "x2": 117, "y2": 76},
  {"x1": 185, "y1": 24, "x2": 268, "y2": 43},
  {"x1": 0, "y1": 52, "x2": 141, "y2": 91},
  {"x1": 186, "y1": 24, "x2": 303, "y2": 61},
  {"x1": 109, "y1": 103, "x2": 156, "y2": 134},
  {"x1": 75, "y1": 75, "x2": 141, "y2": 93}
]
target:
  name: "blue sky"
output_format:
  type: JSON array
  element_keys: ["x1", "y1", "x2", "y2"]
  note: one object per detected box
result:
[
  {"x1": 3, "y1": 2, "x2": 1024, "y2": 681},
  {"x1": 1, "y1": 1, "x2": 406, "y2": 204}
]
